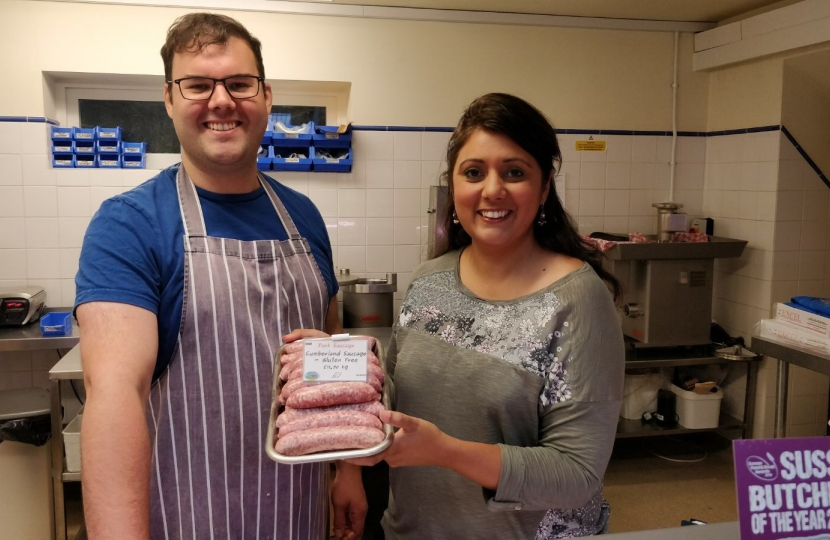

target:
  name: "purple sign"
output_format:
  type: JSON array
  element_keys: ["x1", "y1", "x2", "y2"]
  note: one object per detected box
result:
[{"x1": 734, "y1": 437, "x2": 830, "y2": 539}]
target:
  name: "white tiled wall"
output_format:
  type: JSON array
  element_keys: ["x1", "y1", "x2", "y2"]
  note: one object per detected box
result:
[
  {"x1": 706, "y1": 130, "x2": 830, "y2": 438},
  {"x1": 2, "y1": 121, "x2": 828, "y2": 439}
]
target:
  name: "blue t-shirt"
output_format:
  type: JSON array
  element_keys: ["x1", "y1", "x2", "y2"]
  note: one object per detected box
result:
[{"x1": 75, "y1": 165, "x2": 337, "y2": 379}]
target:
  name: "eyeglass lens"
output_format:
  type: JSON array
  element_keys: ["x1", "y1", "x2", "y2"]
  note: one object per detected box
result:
[{"x1": 178, "y1": 77, "x2": 260, "y2": 100}]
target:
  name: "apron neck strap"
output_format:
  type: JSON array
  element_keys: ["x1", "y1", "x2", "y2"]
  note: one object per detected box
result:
[{"x1": 176, "y1": 165, "x2": 302, "y2": 239}]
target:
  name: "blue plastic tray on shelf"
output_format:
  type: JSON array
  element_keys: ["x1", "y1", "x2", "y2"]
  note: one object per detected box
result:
[
  {"x1": 73, "y1": 140, "x2": 96, "y2": 154},
  {"x1": 312, "y1": 125, "x2": 352, "y2": 148},
  {"x1": 271, "y1": 146, "x2": 312, "y2": 172},
  {"x1": 97, "y1": 154, "x2": 121, "y2": 168},
  {"x1": 75, "y1": 155, "x2": 96, "y2": 168},
  {"x1": 51, "y1": 127, "x2": 73, "y2": 141},
  {"x1": 122, "y1": 154, "x2": 146, "y2": 168},
  {"x1": 312, "y1": 147, "x2": 352, "y2": 173},
  {"x1": 51, "y1": 141, "x2": 73, "y2": 154},
  {"x1": 272, "y1": 122, "x2": 314, "y2": 148},
  {"x1": 96, "y1": 140, "x2": 120, "y2": 153},
  {"x1": 52, "y1": 153, "x2": 75, "y2": 168},
  {"x1": 40, "y1": 312, "x2": 72, "y2": 337},
  {"x1": 94, "y1": 126, "x2": 122, "y2": 141},
  {"x1": 72, "y1": 127, "x2": 95, "y2": 140},
  {"x1": 122, "y1": 142, "x2": 147, "y2": 154}
]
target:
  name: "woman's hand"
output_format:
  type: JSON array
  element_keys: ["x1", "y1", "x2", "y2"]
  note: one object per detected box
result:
[
  {"x1": 282, "y1": 328, "x2": 330, "y2": 343},
  {"x1": 346, "y1": 410, "x2": 452, "y2": 468}
]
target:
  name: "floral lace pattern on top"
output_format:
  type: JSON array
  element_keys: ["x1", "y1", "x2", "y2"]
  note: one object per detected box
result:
[{"x1": 398, "y1": 270, "x2": 573, "y2": 409}]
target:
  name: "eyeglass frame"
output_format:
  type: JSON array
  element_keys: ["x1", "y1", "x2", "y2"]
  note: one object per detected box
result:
[{"x1": 166, "y1": 75, "x2": 265, "y2": 101}]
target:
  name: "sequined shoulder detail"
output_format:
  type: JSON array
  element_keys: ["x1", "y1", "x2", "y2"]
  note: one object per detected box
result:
[{"x1": 399, "y1": 270, "x2": 573, "y2": 407}]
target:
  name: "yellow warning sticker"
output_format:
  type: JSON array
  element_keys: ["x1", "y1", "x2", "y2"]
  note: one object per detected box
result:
[{"x1": 576, "y1": 140, "x2": 606, "y2": 152}]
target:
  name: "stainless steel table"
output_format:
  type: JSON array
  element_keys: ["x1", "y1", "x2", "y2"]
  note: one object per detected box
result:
[
  {"x1": 0, "y1": 313, "x2": 80, "y2": 540},
  {"x1": 0, "y1": 316, "x2": 80, "y2": 352},
  {"x1": 750, "y1": 335, "x2": 830, "y2": 438},
  {"x1": 49, "y1": 344, "x2": 83, "y2": 540}
]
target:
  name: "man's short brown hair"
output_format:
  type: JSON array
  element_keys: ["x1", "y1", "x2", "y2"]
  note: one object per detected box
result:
[{"x1": 161, "y1": 13, "x2": 266, "y2": 83}]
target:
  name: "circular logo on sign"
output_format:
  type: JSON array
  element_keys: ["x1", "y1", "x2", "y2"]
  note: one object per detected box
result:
[
  {"x1": 304, "y1": 372, "x2": 320, "y2": 381},
  {"x1": 746, "y1": 453, "x2": 779, "y2": 481}
]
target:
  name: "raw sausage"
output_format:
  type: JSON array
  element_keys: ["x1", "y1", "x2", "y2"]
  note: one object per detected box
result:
[
  {"x1": 280, "y1": 374, "x2": 382, "y2": 403},
  {"x1": 286, "y1": 382, "x2": 379, "y2": 409},
  {"x1": 275, "y1": 426, "x2": 385, "y2": 456},
  {"x1": 278, "y1": 410, "x2": 382, "y2": 438},
  {"x1": 276, "y1": 401, "x2": 386, "y2": 428}
]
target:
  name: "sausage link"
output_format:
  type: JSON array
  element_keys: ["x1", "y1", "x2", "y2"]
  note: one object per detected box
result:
[
  {"x1": 278, "y1": 410, "x2": 382, "y2": 438},
  {"x1": 276, "y1": 401, "x2": 386, "y2": 428},
  {"x1": 275, "y1": 426, "x2": 385, "y2": 456},
  {"x1": 286, "y1": 382, "x2": 380, "y2": 409}
]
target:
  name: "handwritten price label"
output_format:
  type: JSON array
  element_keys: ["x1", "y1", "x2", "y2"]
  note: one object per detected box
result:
[{"x1": 302, "y1": 337, "x2": 369, "y2": 382}]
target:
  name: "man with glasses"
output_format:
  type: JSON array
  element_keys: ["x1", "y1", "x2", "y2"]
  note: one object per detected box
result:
[{"x1": 75, "y1": 12, "x2": 366, "y2": 540}]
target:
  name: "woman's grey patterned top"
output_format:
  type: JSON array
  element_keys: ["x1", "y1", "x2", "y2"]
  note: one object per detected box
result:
[{"x1": 382, "y1": 250, "x2": 625, "y2": 540}]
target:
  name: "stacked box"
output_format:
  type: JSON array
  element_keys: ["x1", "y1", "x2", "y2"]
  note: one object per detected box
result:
[
  {"x1": 311, "y1": 125, "x2": 352, "y2": 173},
  {"x1": 50, "y1": 125, "x2": 145, "y2": 168}
]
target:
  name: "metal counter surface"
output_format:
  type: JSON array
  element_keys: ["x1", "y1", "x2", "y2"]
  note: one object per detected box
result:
[
  {"x1": 750, "y1": 335, "x2": 830, "y2": 438},
  {"x1": 604, "y1": 522, "x2": 738, "y2": 539},
  {"x1": 0, "y1": 310, "x2": 79, "y2": 352},
  {"x1": 750, "y1": 336, "x2": 830, "y2": 376}
]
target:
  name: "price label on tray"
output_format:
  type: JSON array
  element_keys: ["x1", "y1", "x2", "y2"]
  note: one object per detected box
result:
[{"x1": 302, "y1": 336, "x2": 369, "y2": 383}]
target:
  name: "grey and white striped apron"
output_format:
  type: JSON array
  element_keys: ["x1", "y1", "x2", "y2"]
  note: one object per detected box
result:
[{"x1": 147, "y1": 166, "x2": 330, "y2": 539}]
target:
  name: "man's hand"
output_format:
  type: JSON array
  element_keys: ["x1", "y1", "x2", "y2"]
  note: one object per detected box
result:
[
  {"x1": 282, "y1": 329, "x2": 330, "y2": 343},
  {"x1": 331, "y1": 462, "x2": 367, "y2": 540}
]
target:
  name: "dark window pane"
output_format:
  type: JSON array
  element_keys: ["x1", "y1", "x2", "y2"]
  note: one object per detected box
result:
[
  {"x1": 270, "y1": 105, "x2": 326, "y2": 126},
  {"x1": 79, "y1": 99, "x2": 180, "y2": 153}
]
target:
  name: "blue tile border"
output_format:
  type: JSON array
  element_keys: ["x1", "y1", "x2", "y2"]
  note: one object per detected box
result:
[
  {"x1": 781, "y1": 126, "x2": 830, "y2": 189},
  {"x1": 351, "y1": 124, "x2": 784, "y2": 138},
  {"x1": 0, "y1": 116, "x2": 60, "y2": 125},
  {"x1": 0, "y1": 117, "x2": 824, "y2": 187}
]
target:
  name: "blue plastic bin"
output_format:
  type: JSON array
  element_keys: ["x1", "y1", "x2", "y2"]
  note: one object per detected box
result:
[
  {"x1": 51, "y1": 127, "x2": 73, "y2": 141},
  {"x1": 122, "y1": 142, "x2": 147, "y2": 154},
  {"x1": 122, "y1": 154, "x2": 146, "y2": 168},
  {"x1": 94, "y1": 126, "x2": 122, "y2": 141},
  {"x1": 40, "y1": 312, "x2": 72, "y2": 336},
  {"x1": 312, "y1": 147, "x2": 352, "y2": 173},
  {"x1": 52, "y1": 154, "x2": 74, "y2": 168},
  {"x1": 96, "y1": 154, "x2": 121, "y2": 168},
  {"x1": 75, "y1": 155, "x2": 96, "y2": 168},
  {"x1": 72, "y1": 127, "x2": 95, "y2": 140},
  {"x1": 272, "y1": 121, "x2": 313, "y2": 148},
  {"x1": 261, "y1": 131, "x2": 275, "y2": 146},
  {"x1": 312, "y1": 125, "x2": 352, "y2": 148},
  {"x1": 271, "y1": 146, "x2": 312, "y2": 172},
  {"x1": 51, "y1": 141, "x2": 73, "y2": 154},
  {"x1": 73, "y1": 141, "x2": 95, "y2": 154},
  {"x1": 96, "y1": 141, "x2": 120, "y2": 154}
]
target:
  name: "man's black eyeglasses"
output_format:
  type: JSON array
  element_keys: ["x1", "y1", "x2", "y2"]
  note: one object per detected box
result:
[{"x1": 167, "y1": 76, "x2": 264, "y2": 101}]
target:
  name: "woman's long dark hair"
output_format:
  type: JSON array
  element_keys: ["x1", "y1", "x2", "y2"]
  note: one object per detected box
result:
[{"x1": 433, "y1": 93, "x2": 621, "y2": 299}]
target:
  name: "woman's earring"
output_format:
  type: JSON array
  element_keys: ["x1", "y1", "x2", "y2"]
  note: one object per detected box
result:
[
  {"x1": 452, "y1": 210, "x2": 460, "y2": 224},
  {"x1": 536, "y1": 206, "x2": 547, "y2": 227}
]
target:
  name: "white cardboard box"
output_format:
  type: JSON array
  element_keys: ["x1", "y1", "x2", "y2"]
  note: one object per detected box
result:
[
  {"x1": 758, "y1": 318, "x2": 830, "y2": 351},
  {"x1": 670, "y1": 383, "x2": 722, "y2": 429},
  {"x1": 775, "y1": 303, "x2": 830, "y2": 338},
  {"x1": 63, "y1": 412, "x2": 82, "y2": 473}
]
